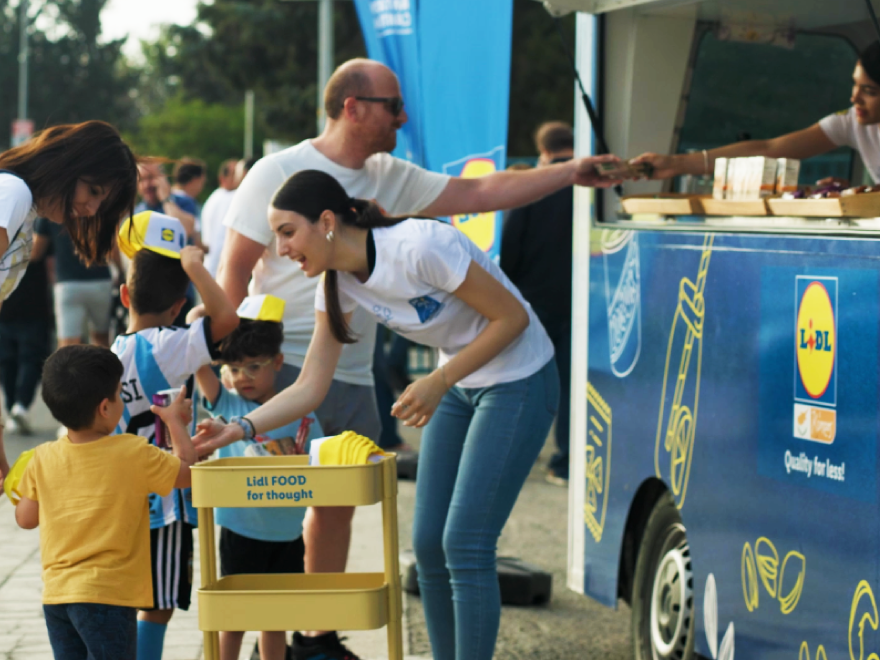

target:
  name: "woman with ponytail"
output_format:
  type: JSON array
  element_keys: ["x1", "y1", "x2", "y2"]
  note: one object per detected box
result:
[
  {"x1": 195, "y1": 168, "x2": 558, "y2": 660},
  {"x1": 0, "y1": 120, "x2": 138, "y2": 489}
]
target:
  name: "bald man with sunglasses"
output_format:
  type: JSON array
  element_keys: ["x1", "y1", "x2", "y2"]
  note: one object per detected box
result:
[{"x1": 215, "y1": 57, "x2": 618, "y2": 660}]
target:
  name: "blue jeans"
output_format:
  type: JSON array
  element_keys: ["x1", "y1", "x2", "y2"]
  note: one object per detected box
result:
[
  {"x1": 43, "y1": 603, "x2": 137, "y2": 659},
  {"x1": 412, "y1": 359, "x2": 559, "y2": 660}
]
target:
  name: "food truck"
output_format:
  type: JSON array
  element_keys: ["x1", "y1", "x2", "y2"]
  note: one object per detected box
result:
[{"x1": 549, "y1": 0, "x2": 880, "y2": 658}]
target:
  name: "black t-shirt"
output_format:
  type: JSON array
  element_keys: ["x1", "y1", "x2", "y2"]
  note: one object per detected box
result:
[
  {"x1": 35, "y1": 217, "x2": 110, "y2": 283},
  {"x1": 500, "y1": 158, "x2": 573, "y2": 320}
]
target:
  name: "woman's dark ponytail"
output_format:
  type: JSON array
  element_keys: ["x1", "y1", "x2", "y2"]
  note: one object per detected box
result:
[
  {"x1": 323, "y1": 270, "x2": 356, "y2": 344},
  {"x1": 272, "y1": 170, "x2": 410, "y2": 344}
]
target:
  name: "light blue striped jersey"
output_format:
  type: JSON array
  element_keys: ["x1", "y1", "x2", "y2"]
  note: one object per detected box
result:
[{"x1": 111, "y1": 318, "x2": 215, "y2": 529}]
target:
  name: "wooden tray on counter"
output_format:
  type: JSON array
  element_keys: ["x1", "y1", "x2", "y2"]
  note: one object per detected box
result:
[
  {"x1": 700, "y1": 198, "x2": 769, "y2": 216},
  {"x1": 621, "y1": 194, "x2": 707, "y2": 215},
  {"x1": 768, "y1": 192, "x2": 880, "y2": 218}
]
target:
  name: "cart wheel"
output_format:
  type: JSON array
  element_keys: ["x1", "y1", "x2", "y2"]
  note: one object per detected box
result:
[{"x1": 632, "y1": 491, "x2": 695, "y2": 660}]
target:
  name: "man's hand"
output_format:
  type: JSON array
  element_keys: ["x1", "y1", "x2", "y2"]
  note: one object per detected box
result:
[
  {"x1": 572, "y1": 154, "x2": 626, "y2": 188},
  {"x1": 180, "y1": 246, "x2": 205, "y2": 275},
  {"x1": 193, "y1": 418, "x2": 245, "y2": 458},
  {"x1": 630, "y1": 153, "x2": 681, "y2": 180}
]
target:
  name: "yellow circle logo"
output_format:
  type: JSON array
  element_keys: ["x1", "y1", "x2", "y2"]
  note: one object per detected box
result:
[{"x1": 796, "y1": 282, "x2": 835, "y2": 399}]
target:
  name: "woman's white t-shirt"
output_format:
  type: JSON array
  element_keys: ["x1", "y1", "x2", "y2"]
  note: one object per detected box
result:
[
  {"x1": 315, "y1": 219, "x2": 554, "y2": 389},
  {"x1": 223, "y1": 140, "x2": 450, "y2": 386},
  {"x1": 819, "y1": 107, "x2": 880, "y2": 183},
  {"x1": 0, "y1": 173, "x2": 37, "y2": 302}
]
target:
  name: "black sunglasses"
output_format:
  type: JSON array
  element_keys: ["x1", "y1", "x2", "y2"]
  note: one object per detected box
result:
[{"x1": 353, "y1": 96, "x2": 405, "y2": 117}]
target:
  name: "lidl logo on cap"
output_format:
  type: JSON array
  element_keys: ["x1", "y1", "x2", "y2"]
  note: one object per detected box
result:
[
  {"x1": 793, "y1": 276, "x2": 837, "y2": 443},
  {"x1": 161, "y1": 228, "x2": 175, "y2": 243}
]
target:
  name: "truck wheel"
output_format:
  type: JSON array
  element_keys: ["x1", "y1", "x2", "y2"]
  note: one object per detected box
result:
[{"x1": 632, "y1": 491, "x2": 695, "y2": 660}]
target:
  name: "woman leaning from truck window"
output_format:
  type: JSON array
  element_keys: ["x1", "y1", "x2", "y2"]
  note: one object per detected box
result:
[
  {"x1": 633, "y1": 41, "x2": 880, "y2": 186},
  {"x1": 193, "y1": 168, "x2": 560, "y2": 660},
  {"x1": 0, "y1": 120, "x2": 139, "y2": 489}
]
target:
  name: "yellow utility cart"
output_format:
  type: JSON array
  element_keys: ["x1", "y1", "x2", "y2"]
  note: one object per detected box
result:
[{"x1": 191, "y1": 454, "x2": 402, "y2": 660}]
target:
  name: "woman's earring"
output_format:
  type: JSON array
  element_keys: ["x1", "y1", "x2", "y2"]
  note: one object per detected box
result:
[{"x1": 326, "y1": 230, "x2": 335, "y2": 243}]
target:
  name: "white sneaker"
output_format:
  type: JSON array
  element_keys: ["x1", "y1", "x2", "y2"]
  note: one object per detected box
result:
[
  {"x1": 10, "y1": 403, "x2": 32, "y2": 436},
  {"x1": 5, "y1": 415, "x2": 20, "y2": 434}
]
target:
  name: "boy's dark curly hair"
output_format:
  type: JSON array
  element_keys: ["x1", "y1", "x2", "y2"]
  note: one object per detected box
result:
[{"x1": 218, "y1": 319, "x2": 284, "y2": 363}]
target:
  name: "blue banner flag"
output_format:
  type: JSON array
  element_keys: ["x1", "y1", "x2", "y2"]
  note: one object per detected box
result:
[
  {"x1": 419, "y1": 0, "x2": 513, "y2": 260},
  {"x1": 354, "y1": 0, "x2": 514, "y2": 259},
  {"x1": 352, "y1": 0, "x2": 426, "y2": 166}
]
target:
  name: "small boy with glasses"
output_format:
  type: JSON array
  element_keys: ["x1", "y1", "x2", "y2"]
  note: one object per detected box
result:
[{"x1": 193, "y1": 294, "x2": 323, "y2": 660}]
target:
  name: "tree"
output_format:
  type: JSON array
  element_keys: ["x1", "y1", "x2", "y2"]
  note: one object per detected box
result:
[
  {"x1": 0, "y1": 0, "x2": 138, "y2": 149},
  {"x1": 125, "y1": 94, "x2": 251, "y2": 199},
  {"x1": 135, "y1": 0, "x2": 366, "y2": 145},
  {"x1": 507, "y1": 1, "x2": 576, "y2": 158}
]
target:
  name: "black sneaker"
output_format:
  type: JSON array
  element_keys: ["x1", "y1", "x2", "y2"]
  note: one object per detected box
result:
[{"x1": 290, "y1": 632, "x2": 361, "y2": 660}]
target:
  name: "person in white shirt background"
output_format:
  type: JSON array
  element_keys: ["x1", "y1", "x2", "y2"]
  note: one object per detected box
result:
[
  {"x1": 201, "y1": 158, "x2": 239, "y2": 277},
  {"x1": 213, "y1": 56, "x2": 621, "y2": 660},
  {"x1": 633, "y1": 41, "x2": 880, "y2": 186},
  {"x1": 0, "y1": 120, "x2": 138, "y2": 490}
]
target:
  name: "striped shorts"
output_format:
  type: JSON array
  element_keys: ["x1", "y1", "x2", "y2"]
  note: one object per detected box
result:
[{"x1": 145, "y1": 520, "x2": 194, "y2": 611}]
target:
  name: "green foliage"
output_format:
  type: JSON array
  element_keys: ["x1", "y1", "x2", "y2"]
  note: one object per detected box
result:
[
  {"x1": 125, "y1": 94, "x2": 248, "y2": 200},
  {"x1": 508, "y1": 0, "x2": 576, "y2": 157},
  {"x1": 0, "y1": 0, "x2": 138, "y2": 150},
  {"x1": 135, "y1": 0, "x2": 366, "y2": 146}
]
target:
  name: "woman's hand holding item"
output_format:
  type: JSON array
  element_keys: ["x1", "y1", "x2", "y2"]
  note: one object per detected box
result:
[
  {"x1": 391, "y1": 368, "x2": 450, "y2": 428},
  {"x1": 193, "y1": 418, "x2": 245, "y2": 458}
]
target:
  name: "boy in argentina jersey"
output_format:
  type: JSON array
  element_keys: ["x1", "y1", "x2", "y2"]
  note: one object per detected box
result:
[{"x1": 111, "y1": 212, "x2": 239, "y2": 660}]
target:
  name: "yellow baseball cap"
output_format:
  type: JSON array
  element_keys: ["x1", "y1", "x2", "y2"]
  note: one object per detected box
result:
[
  {"x1": 4, "y1": 448, "x2": 35, "y2": 505},
  {"x1": 118, "y1": 211, "x2": 186, "y2": 259},
  {"x1": 237, "y1": 294, "x2": 286, "y2": 323}
]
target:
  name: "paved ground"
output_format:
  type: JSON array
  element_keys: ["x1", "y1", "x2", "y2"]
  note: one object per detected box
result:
[{"x1": 0, "y1": 389, "x2": 633, "y2": 659}]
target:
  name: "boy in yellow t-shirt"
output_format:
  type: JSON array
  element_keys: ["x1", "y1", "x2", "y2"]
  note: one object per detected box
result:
[{"x1": 14, "y1": 345, "x2": 196, "y2": 658}]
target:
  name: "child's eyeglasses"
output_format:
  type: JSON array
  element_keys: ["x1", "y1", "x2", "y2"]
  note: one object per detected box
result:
[{"x1": 221, "y1": 359, "x2": 274, "y2": 380}]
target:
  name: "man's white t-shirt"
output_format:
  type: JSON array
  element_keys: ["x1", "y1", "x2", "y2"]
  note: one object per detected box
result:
[
  {"x1": 0, "y1": 173, "x2": 37, "y2": 302},
  {"x1": 223, "y1": 140, "x2": 450, "y2": 385},
  {"x1": 315, "y1": 219, "x2": 554, "y2": 389},
  {"x1": 819, "y1": 107, "x2": 880, "y2": 182},
  {"x1": 201, "y1": 187, "x2": 236, "y2": 276}
]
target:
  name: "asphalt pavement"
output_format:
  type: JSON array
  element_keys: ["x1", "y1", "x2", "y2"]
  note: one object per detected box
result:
[{"x1": 0, "y1": 389, "x2": 633, "y2": 659}]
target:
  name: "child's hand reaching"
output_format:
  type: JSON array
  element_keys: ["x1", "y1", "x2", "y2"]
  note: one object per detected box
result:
[
  {"x1": 180, "y1": 246, "x2": 205, "y2": 274},
  {"x1": 151, "y1": 387, "x2": 191, "y2": 428}
]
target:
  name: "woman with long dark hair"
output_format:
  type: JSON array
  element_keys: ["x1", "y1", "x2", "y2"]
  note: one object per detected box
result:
[
  {"x1": 0, "y1": 120, "x2": 138, "y2": 487},
  {"x1": 195, "y1": 168, "x2": 559, "y2": 660}
]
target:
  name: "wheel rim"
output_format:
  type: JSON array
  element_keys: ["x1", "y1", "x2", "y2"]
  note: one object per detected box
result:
[{"x1": 649, "y1": 526, "x2": 693, "y2": 660}]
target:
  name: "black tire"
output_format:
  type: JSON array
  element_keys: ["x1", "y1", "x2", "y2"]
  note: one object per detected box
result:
[{"x1": 631, "y1": 490, "x2": 695, "y2": 660}]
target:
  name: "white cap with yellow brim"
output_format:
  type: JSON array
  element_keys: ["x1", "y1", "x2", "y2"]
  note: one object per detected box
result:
[
  {"x1": 237, "y1": 294, "x2": 286, "y2": 323},
  {"x1": 118, "y1": 211, "x2": 186, "y2": 260}
]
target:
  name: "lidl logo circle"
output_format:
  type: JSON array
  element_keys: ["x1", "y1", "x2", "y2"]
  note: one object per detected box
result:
[
  {"x1": 161, "y1": 228, "x2": 175, "y2": 243},
  {"x1": 796, "y1": 281, "x2": 836, "y2": 399}
]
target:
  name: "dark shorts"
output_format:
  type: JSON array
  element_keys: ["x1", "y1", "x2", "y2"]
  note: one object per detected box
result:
[
  {"x1": 220, "y1": 527, "x2": 306, "y2": 577},
  {"x1": 145, "y1": 520, "x2": 194, "y2": 611},
  {"x1": 44, "y1": 603, "x2": 137, "y2": 659}
]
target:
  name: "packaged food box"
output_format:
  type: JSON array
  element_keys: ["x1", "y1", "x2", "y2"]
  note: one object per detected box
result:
[
  {"x1": 712, "y1": 157, "x2": 728, "y2": 200},
  {"x1": 775, "y1": 158, "x2": 800, "y2": 194}
]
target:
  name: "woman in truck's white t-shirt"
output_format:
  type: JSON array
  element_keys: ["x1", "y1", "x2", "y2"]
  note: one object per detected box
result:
[
  {"x1": 199, "y1": 169, "x2": 559, "y2": 660},
  {"x1": 0, "y1": 120, "x2": 139, "y2": 490}
]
